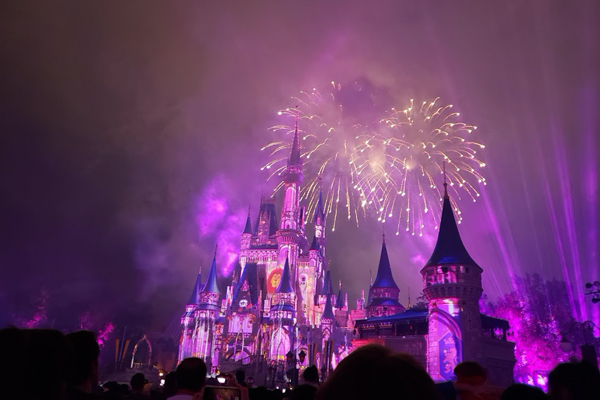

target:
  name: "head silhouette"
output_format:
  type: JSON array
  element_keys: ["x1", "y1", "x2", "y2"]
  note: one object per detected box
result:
[
  {"x1": 315, "y1": 344, "x2": 438, "y2": 400},
  {"x1": 175, "y1": 357, "x2": 207, "y2": 393}
]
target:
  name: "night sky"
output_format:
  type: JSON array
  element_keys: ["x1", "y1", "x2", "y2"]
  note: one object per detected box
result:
[{"x1": 1, "y1": 1, "x2": 598, "y2": 330}]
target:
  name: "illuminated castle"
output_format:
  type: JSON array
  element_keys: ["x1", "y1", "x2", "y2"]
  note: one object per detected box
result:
[
  {"x1": 178, "y1": 122, "x2": 354, "y2": 379},
  {"x1": 178, "y1": 122, "x2": 515, "y2": 385}
]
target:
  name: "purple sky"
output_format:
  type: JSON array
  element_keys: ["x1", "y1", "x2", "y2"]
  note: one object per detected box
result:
[{"x1": 0, "y1": 1, "x2": 597, "y2": 329}]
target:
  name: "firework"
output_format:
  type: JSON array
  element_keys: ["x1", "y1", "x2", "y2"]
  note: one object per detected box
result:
[
  {"x1": 262, "y1": 83, "x2": 486, "y2": 235},
  {"x1": 262, "y1": 81, "x2": 392, "y2": 230},
  {"x1": 374, "y1": 98, "x2": 486, "y2": 236}
]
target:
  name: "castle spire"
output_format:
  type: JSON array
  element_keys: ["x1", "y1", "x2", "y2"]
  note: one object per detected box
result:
[
  {"x1": 288, "y1": 106, "x2": 302, "y2": 166},
  {"x1": 243, "y1": 205, "x2": 252, "y2": 234},
  {"x1": 275, "y1": 258, "x2": 294, "y2": 293},
  {"x1": 314, "y1": 180, "x2": 326, "y2": 224},
  {"x1": 322, "y1": 290, "x2": 335, "y2": 320},
  {"x1": 366, "y1": 240, "x2": 404, "y2": 317},
  {"x1": 443, "y1": 161, "x2": 448, "y2": 199},
  {"x1": 335, "y1": 281, "x2": 344, "y2": 309},
  {"x1": 185, "y1": 267, "x2": 203, "y2": 306},
  {"x1": 424, "y1": 191, "x2": 478, "y2": 268},
  {"x1": 322, "y1": 269, "x2": 334, "y2": 295},
  {"x1": 196, "y1": 254, "x2": 220, "y2": 311},
  {"x1": 371, "y1": 240, "x2": 399, "y2": 291},
  {"x1": 202, "y1": 254, "x2": 220, "y2": 295}
]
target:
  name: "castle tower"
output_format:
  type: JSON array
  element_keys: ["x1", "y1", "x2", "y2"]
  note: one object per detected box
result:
[
  {"x1": 227, "y1": 262, "x2": 259, "y2": 363},
  {"x1": 193, "y1": 255, "x2": 221, "y2": 365},
  {"x1": 277, "y1": 116, "x2": 304, "y2": 271},
  {"x1": 269, "y1": 258, "x2": 296, "y2": 360},
  {"x1": 179, "y1": 268, "x2": 202, "y2": 361},
  {"x1": 313, "y1": 188, "x2": 327, "y2": 256},
  {"x1": 320, "y1": 288, "x2": 335, "y2": 378},
  {"x1": 366, "y1": 236, "x2": 405, "y2": 318},
  {"x1": 420, "y1": 181, "x2": 483, "y2": 381},
  {"x1": 240, "y1": 208, "x2": 253, "y2": 272},
  {"x1": 303, "y1": 234, "x2": 324, "y2": 325}
]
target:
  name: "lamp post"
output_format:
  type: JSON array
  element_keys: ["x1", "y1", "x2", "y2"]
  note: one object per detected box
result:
[
  {"x1": 585, "y1": 281, "x2": 600, "y2": 304},
  {"x1": 560, "y1": 320, "x2": 599, "y2": 371}
]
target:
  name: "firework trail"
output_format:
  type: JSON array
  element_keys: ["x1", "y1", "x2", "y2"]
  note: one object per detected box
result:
[
  {"x1": 262, "y1": 80, "x2": 392, "y2": 230},
  {"x1": 262, "y1": 82, "x2": 486, "y2": 235},
  {"x1": 377, "y1": 98, "x2": 486, "y2": 236}
]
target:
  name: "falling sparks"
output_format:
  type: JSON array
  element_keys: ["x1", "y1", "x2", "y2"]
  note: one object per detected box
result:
[
  {"x1": 381, "y1": 98, "x2": 486, "y2": 235},
  {"x1": 262, "y1": 84, "x2": 486, "y2": 234}
]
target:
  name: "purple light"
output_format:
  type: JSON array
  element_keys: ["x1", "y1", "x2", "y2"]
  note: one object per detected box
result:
[{"x1": 195, "y1": 176, "x2": 245, "y2": 276}]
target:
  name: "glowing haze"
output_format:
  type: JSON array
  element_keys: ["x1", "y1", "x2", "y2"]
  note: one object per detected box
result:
[{"x1": 0, "y1": 1, "x2": 597, "y2": 329}]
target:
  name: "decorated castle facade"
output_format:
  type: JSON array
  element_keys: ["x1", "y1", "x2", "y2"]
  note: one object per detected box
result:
[{"x1": 178, "y1": 124, "x2": 515, "y2": 385}]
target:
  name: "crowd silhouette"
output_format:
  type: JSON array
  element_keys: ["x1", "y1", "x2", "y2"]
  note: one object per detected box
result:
[{"x1": 1, "y1": 327, "x2": 599, "y2": 400}]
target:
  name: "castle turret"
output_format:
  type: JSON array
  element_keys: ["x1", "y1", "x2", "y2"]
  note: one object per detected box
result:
[
  {"x1": 366, "y1": 236, "x2": 405, "y2": 318},
  {"x1": 186, "y1": 269, "x2": 203, "y2": 307},
  {"x1": 280, "y1": 118, "x2": 303, "y2": 232},
  {"x1": 320, "y1": 287, "x2": 335, "y2": 379},
  {"x1": 199, "y1": 256, "x2": 220, "y2": 310},
  {"x1": 420, "y1": 179, "x2": 483, "y2": 380},
  {"x1": 269, "y1": 258, "x2": 296, "y2": 360},
  {"x1": 314, "y1": 188, "x2": 327, "y2": 255},
  {"x1": 335, "y1": 282, "x2": 344, "y2": 310},
  {"x1": 277, "y1": 116, "x2": 304, "y2": 282},
  {"x1": 192, "y1": 255, "x2": 221, "y2": 365},
  {"x1": 240, "y1": 207, "x2": 253, "y2": 273},
  {"x1": 179, "y1": 268, "x2": 202, "y2": 361},
  {"x1": 241, "y1": 207, "x2": 252, "y2": 247}
]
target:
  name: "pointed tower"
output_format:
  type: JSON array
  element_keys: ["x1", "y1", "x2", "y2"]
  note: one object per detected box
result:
[
  {"x1": 320, "y1": 270, "x2": 334, "y2": 305},
  {"x1": 335, "y1": 282, "x2": 344, "y2": 310},
  {"x1": 420, "y1": 178, "x2": 483, "y2": 381},
  {"x1": 186, "y1": 269, "x2": 203, "y2": 307},
  {"x1": 240, "y1": 207, "x2": 253, "y2": 273},
  {"x1": 275, "y1": 113, "x2": 305, "y2": 312},
  {"x1": 179, "y1": 268, "x2": 202, "y2": 361},
  {"x1": 320, "y1": 287, "x2": 335, "y2": 380},
  {"x1": 192, "y1": 255, "x2": 221, "y2": 364},
  {"x1": 269, "y1": 259, "x2": 297, "y2": 360},
  {"x1": 279, "y1": 114, "x2": 303, "y2": 232},
  {"x1": 313, "y1": 187, "x2": 327, "y2": 255},
  {"x1": 366, "y1": 235, "x2": 405, "y2": 318}
]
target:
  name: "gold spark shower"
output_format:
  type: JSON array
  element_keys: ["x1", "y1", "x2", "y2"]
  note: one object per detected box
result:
[
  {"x1": 261, "y1": 82, "x2": 486, "y2": 234},
  {"x1": 379, "y1": 98, "x2": 487, "y2": 236}
]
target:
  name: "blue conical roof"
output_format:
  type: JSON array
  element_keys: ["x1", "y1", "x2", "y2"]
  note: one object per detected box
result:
[
  {"x1": 243, "y1": 213, "x2": 252, "y2": 234},
  {"x1": 288, "y1": 125, "x2": 302, "y2": 166},
  {"x1": 371, "y1": 243, "x2": 399, "y2": 290},
  {"x1": 202, "y1": 256, "x2": 220, "y2": 294},
  {"x1": 322, "y1": 270, "x2": 334, "y2": 295},
  {"x1": 314, "y1": 189, "x2": 326, "y2": 224},
  {"x1": 335, "y1": 287, "x2": 344, "y2": 309},
  {"x1": 186, "y1": 270, "x2": 202, "y2": 305},
  {"x1": 322, "y1": 292, "x2": 335, "y2": 320},
  {"x1": 424, "y1": 195, "x2": 479, "y2": 268},
  {"x1": 233, "y1": 263, "x2": 258, "y2": 305},
  {"x1": 275, "y1": 258, "x2": 294, "y2": 293}
]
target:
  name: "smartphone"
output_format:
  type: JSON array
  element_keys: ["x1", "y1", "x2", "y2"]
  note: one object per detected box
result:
[{"x1": 203, "y1": 385, "x2": 241, "y2": 400}]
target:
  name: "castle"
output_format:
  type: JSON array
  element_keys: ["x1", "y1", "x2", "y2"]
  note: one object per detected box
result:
[{"x1": 177, "y1": 122, "x2": 516, "y2": 385}]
